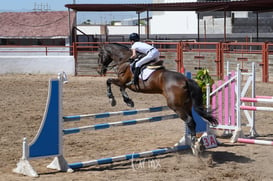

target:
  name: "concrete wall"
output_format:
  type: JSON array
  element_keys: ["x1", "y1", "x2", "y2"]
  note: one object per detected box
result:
[
  {"x1": 77, "y1": 25, "x2": 146, "y2": 35},
  {"x1": 0, "y1": 56, "x2": 75, "y2": 75}
]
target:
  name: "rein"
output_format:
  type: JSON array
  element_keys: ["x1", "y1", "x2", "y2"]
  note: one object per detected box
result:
[{"x1": 108, "y1": 59, "x2": 130, "y2": 69}]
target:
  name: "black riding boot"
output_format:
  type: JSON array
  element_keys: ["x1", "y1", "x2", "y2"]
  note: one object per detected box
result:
[
  {"x1": 133, "y1": 67, "x2": 141, "y2": 85},
  {"x1": 126, "y1": 67, "x2": 141, "y2": 86}
]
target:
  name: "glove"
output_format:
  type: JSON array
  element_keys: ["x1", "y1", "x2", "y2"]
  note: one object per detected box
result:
[{"x1": 129, "y1": 58, "x2": 134, "y2": 62}]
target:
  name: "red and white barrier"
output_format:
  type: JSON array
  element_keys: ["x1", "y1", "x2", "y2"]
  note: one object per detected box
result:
[
  {"x1": 237, "y1": 138, "x2": 273, "y2": 146},
  {"x1": 240, "y1": 105, "x2": 273, "y2": 112},
  {"x1": 241, "y1": 97, "x2": 273, "y2": 103}
]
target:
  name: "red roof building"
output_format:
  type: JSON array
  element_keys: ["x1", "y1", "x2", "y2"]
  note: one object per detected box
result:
[{"x1": 0, "y1": 11, "x2": 75, "y2": 46}]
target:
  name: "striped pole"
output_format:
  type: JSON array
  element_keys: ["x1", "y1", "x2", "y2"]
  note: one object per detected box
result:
[
  {"x1": 68, "y1": 145, "x2": 189, "y2": 169},
  {"x1": 238, "y1": 138, "x2": 273, "y2": 146},
  {"x1": 241, "y1": 97, "x2": 273, "y2": 103},
  {"x1": 63, "y1": 114, "x2": 179, "y2": 135},
  {"x1": 63, "y1": 106, "x2": 170, "y2": 122},
  {"x1": 256, "y1": 95, "x2": 273, "y2": 99},
  {"x1": 240, "y1": 106, "x2": 273, "y2": 112}
]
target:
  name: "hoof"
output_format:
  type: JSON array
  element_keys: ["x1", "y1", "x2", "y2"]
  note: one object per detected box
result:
[
  {"x1": 110, "y1": 98, "x2": 116, "y2": 107},
  {"x1": 191, "y1": 139, "x2": 205, "y2": 156},
  {"x1": 126, "y1": 100, "x2": 134, "y2": 107}
]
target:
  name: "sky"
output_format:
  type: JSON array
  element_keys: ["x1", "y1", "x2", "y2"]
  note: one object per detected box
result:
[{"x1": 0, "y1": 0, "x2": 152, "y2": 24}]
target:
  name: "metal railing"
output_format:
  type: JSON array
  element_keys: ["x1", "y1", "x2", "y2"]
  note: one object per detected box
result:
[{"x1": 1, "y1": 41, "x2": 273, "y2": 82}]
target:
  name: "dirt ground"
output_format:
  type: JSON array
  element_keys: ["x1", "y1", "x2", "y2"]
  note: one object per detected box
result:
[{"x1": 1, "y1": 74, "x2": 273, "y2": 181}]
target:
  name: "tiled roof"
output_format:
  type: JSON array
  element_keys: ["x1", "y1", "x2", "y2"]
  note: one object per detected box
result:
[{"x1": 0, "y1": 11, "x2": 75, "y2": 38}]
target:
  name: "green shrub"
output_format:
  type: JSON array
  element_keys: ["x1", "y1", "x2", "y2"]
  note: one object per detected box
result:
[{"x1": 195, "y1": 69, "x2": 214, "y2": 105}]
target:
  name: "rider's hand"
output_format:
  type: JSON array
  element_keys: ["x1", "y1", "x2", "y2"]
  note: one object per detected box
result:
[{"x1": 129, "y1": 58, "x2": 134, "y2": 62}]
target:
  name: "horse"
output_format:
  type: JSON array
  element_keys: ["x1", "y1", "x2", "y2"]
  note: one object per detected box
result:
[{"x1": 97, "y1": 43, "x2": 218, "y2": 155}]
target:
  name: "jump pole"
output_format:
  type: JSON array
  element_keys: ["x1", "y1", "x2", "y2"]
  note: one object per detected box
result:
[
  {"x1": 68, "y1": 145, "x2": 189, "y2": 169},
  {"x1": 63, "y1": 106, "x2": 170, "y2": 122},
  {"x1": 237, "y1": 138, "x2": 273, "y2": 146},
  {"x1": 240, "y1": 97, "x2": 273, "y2": 103},
  {"x1": 63, "y1": 114, "x2": 179, "y2": 135}
]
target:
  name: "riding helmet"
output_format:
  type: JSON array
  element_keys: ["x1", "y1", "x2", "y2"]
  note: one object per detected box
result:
[{"x1": 129, "y1": 33, "x2": 140, "y2": 41}]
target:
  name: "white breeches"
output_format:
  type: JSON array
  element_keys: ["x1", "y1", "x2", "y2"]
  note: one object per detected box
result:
[{"x1": 135, "y1": 49, "x2": 160, "y2": 68}]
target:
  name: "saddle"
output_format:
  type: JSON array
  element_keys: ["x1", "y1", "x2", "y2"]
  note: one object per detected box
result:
[
  {"x1": 130, "y1": 59, "x2": 164, "y2": 73},
  {"x1": 146, "y1": 60, "x2": 164, "y2": 69}
]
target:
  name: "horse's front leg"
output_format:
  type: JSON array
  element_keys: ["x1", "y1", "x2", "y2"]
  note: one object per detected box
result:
[
  {"x1": 106, "y1": 78, "x2": 134, "y2": 107},
  {"x1": 106, "y1": 78, "x2": 117, "y2": 106},
  {"x1": 120, "y1": 87, "x2": 134, "y2": 107}
]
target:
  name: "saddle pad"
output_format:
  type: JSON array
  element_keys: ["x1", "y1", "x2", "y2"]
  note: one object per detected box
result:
[{"x1": 139, "y1": 68, "x2": 155, "y2": 81}]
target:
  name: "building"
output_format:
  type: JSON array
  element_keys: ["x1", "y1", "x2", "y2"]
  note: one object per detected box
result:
[
  {"x1": 65, "y1": 1, "x2": 273, "y2": 42},
  {"x1": 0, "y1": 11, "x2": 76, "y2": 75},
  {"x1": 151, "y1": 0, "x2": 273, "y2": 41}
]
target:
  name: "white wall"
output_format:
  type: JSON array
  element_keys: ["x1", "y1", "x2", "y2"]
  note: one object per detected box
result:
[
  {"x1": 0, "y1": 56, "x2": 75, "y2": 75},
  {"x1": 107, "y1": 26, "x2": 146, "y2": 35},
  {"x1": 0, "y1": 47, "x2": 70, "y2": 56},
  {"x1": 151, "y1": 11, "x2": 198, "y2": 34},
  {"x1": 233, "y1": 11, "x2": 248, "y2": 18},
  {"x1": 77, "y1": 25, "x2": 146, "y2": 35},
  {"x1": 199, "y1": 17, "x2": 232, "y2": 34},
  {"x1": 151, "y1": 0, "x2": 198, "y2": 34},
  {"x1": 77, "y1": 26, "x2": 101, "y2": 35}
]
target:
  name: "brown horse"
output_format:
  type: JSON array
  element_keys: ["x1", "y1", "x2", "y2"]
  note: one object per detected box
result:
[{"x1": 97, "y1": 43, "x2": 217, "y2": 154}]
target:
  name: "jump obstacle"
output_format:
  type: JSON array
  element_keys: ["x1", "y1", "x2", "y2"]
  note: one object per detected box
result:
[
  {"x1": 207, "y1": 62, "x2": 273, "y2": 144},
  {"x1": 13, "y1": 72, "x2": 211, "y2": 177}
]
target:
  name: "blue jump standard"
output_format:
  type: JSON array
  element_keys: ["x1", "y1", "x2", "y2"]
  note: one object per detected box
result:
[{"x1": 28, "y1": 79, "x2": 61, "y2": 158}]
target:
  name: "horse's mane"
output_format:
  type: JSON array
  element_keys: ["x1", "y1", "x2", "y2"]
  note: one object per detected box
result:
[{"x1": 111, "y1": 43, "x2": 130, "y2": 50}]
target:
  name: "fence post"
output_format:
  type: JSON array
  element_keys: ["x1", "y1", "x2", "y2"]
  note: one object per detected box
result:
[
  {"x1": 177, "y1": 41, "x2": 184, "y2": 73},
  {"x1": 216, "y1": 42, "x2": 224, "y2": 80},
  {"x1": 73, "y1": 42, "x2": 78, "y2": 76},
  {"x1": 262, "y1": 42, "x2": 269, "y2": 82}
]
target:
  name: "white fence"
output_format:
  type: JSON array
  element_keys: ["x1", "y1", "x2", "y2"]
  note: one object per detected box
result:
[{"x1": 0, "y1": 47, "x2": 70, "y2": 56}]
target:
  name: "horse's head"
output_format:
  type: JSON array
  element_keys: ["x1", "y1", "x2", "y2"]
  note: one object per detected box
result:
[
  {"x1": 97, "y1": 43, "x2": 133, "y2": 76},
  {"x1": 97, "y1": 45, "x2": 113, "y2": 76}
]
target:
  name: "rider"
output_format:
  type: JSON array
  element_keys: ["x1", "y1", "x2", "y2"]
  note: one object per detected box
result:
[{"x1": 127, "y1": 33, "x2": 160, "y2": 86}]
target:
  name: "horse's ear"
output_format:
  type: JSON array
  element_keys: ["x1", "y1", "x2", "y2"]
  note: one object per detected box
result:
[{"x1": 98, "y1": 44, "x2": 105, "y2": 53}]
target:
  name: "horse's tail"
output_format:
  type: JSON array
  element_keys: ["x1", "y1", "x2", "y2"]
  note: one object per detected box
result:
[{"x1": 186, "y1": 78, "x2": 218, "y2": 126}]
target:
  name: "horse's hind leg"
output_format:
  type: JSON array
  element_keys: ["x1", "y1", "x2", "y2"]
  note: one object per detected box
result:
[
  {"x1": 176, "y1": 110, "x2": 200, "y2": 155},
  {"x1": 185, "y1": 115, "x2": 205, "y2": 156},
  {"x1": 120, "y1": 87, "x2": 134, "y2": 107},
  {"x1": 185, "y1": 116, "x2": 197, "y2": 143},
  {"x1": 106, "y1": 78, "x2": 117, "y2": 106}
]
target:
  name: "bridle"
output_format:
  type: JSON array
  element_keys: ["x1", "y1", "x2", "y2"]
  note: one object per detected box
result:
[
  {"x1": 97, "y1": 44, "x2": 141, "y2": 75},
  {"x1": 98, "y1": 48, "x2": 121, "y2": 75}
]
